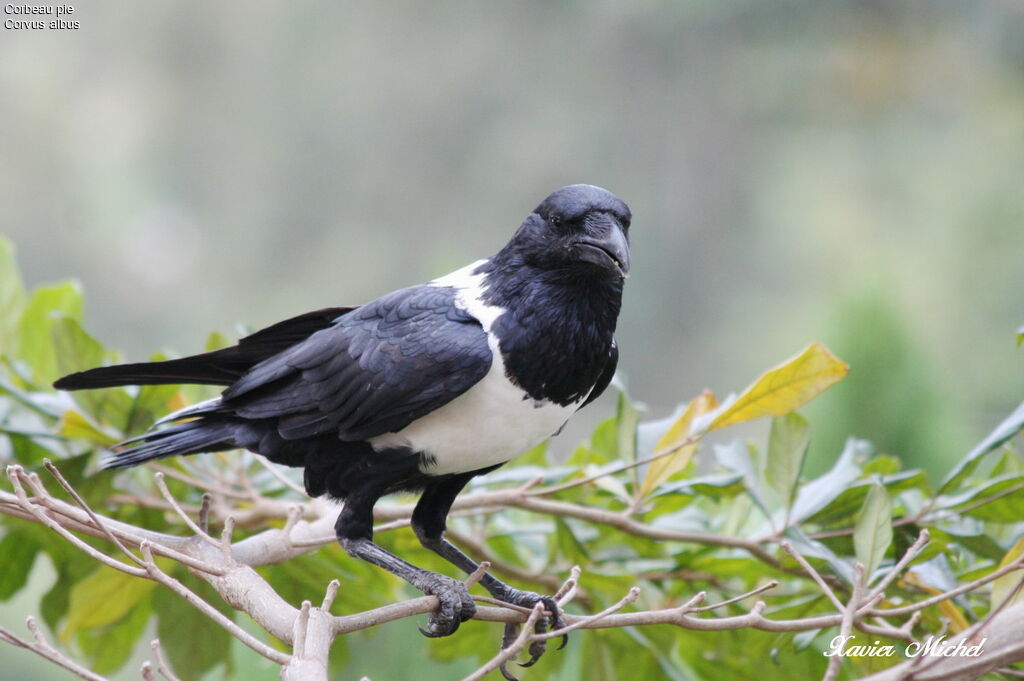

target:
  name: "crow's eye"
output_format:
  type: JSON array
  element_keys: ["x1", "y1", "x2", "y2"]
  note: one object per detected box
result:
[{"x1": 549, "y1": 215, "x2": 561, "y2": 228}]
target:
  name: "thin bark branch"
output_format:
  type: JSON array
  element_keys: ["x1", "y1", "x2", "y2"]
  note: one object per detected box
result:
[
  {"x1": 4, "y1": 462, "x2": 1024, "y2": 681},
  {"x1": 0, "y1": 618, "x2": 109, "y2": 681}
]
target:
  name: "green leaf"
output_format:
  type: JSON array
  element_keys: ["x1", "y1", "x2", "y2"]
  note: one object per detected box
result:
[
  {"x1": 0, "y1": 531, "x2": 40, "y2": 600},
  {"x1": 790, "y1": 438, "x2": 868, "y2": 523},
  {"x1": 14, "y1": 281, "x2": 84, "y2": 386},
  {"x1": 577, "y1": 417, "x2": 618, "y2": 464},
  {"x1": 77, "y1": 597, "x2": 152, "y2": 674},
  {"x1": 862, "y1": 455, "x2": 902, "y2": 476},
  {"x1": 154, "y1": 573, "x2": 234, "y2": 681},
  {"x1": 1017, "y1": 325, "x2": 1024, "y2": 348},
  {"x1": 853, "y1": 481, "x2": 892, "y2": 579},
  {"x1": 516, "y1": 439, "x2": 549, "y2": 467},
  {"x1": 58, "y1": 410, "x2": 119, "y2": 447},
  {"x1": 39, "y1": 545, "x2": 105, "y2": 632},
  {"x1": 3, "y1": 431, "x2": 58, "y2": 466},
  {"x1": 946, "y1": 474, "x2": 1024, "y2": 522},
  {"x1": 926, "y1": 527, "x2": 1005, "y2": 562},
  {"x1": 61, "y1": 564, "x2": 158, "y2": 642},
  {"x1": 765, "y1": 412, "x2": 810, "y2": 512},
  {"x1": 803, "y1": 470, "x2": 926, "y2": 526},
  {"x1": 204, "y1": 330, "x2": 233, "y2": 351},
  {"x1": 0, "y1": 237, "x2": 27, "y2": 352},
  {"x1": 792, "y1": 628, "x2": 823, "y2": 652},
  {"x1": 51, "y1": 317, "x2": 135, "y2": 427},
  {"x1": 616, "y1": 390, "x2": 639, "y2": 464},
  {"x1": 714, "y1": 440, "x2": 772, "y2": 521},
  {"x1": 653, "y1": 473, "x2": 745, "y2": 500},
  {"x1": 125, "y1": 383, "x2": 180, "y2": 435},
  {"x1": 938, "y1": 399, "x2": 1024, "y2": 494},
  {"x1": 51, "y1": 316, "x2": 104, "y2": 377},
  {"x1": 551, "y1": 517, "x2": 591, "y2": 566},
  {"x1": 784, "y1": 527, "x2": 855, "y2": 584}
]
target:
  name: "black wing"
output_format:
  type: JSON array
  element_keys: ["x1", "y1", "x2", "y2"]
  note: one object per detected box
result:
[
  {"x1": 581, "y1": 339, "x2": 617, "y2": 409},
  {"x1": 221, "y1": 285, "x2": 492, "y2": 441}
]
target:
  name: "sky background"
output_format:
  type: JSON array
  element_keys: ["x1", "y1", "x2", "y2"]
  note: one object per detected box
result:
[{"x1": 2, "y1": 1, "x2": 1024, "y2": 678}]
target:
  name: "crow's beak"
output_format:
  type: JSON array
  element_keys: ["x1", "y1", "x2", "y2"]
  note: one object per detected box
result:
[{"x1": 574, "y1": 217, "x2": 630, "y2": 278}]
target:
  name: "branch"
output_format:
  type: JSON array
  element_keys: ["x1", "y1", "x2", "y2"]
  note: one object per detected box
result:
[
  {"x1": 2, "y1": 460, "x2": 1020, "y2": 681},
  {"x1": 0, "y1": 617, "x2": 109, "y2": 681},
  {"x1": 859, "y1": 600, "x2": 1024, "y2": 681}
]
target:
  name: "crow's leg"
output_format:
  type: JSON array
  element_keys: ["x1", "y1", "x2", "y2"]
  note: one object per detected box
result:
[
  {"x1": 335, "y1": 488, "x2": 475, "y2": 637},
  {"x1": 412, "y1": 475, "x2": 567, "y2": 672}
]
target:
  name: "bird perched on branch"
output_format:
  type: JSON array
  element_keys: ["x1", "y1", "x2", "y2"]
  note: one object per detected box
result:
[{"x1": 55, "y1": 184, "x2": 631, "y2": 669}]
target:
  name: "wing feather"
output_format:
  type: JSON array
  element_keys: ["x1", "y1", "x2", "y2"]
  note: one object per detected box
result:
[{"x1": 223, "y1": 285, "x2": 492, "y2": 441}]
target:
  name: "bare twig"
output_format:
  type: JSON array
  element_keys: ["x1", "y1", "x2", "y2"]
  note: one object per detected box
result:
[
  {"x1": 149, "y1": 639, "x2": 183, "y2": 681},
  {"x1": 677, "y1": 591, "x2": 708, "y2": 614},
  {"x1": 147, "y1": 463, "x2": 248, "y2": 499},
  {"x1": 11, "y1": 466, "x2": 225, "y2": 575},
  {"x1": 530, "y1": 433, "x2": 702, "y2": 497},
  {"x1": 137, "y1": 541, "x2": 291, "y2": 664},
  {"x1": 198, "y1": 493, "x2": 212, "y2": 533},
  {"x1": 44, "y1": 459, "x2": 146, "y2": 566},
  {"x1": 152, "y1": 472, "x2": 221, "y2": 547},
  {"x1": 253, "y1": 454, "x2": 308, "y2": 497},
  {"x1": 824, "y1": 563, "x2": 866, "y2": 681},
  {"x1": 220, "y1": 516, "x2": 236, "y2": 562},
  {"x1": 464, "y1": 560, "x2": 492, "y2": 588},
  {"x1": 7, "y1": 466, "x2": 148, "y2": 577},
  {"x1": 781, "y1": 540, "x2": 845, "y2": 611},
  {"x1": 322, "y1": 579, "x2": 341, "y2": 612},
  {"x1": 445, "y1": 528, "x2": 565, "y2": 594},
  {"x1": 461, "y1": 603, "x2": 545, "y2": 681},
  {"x1": 293, "y1": 601, "x2": 312, "y2": 659},
  {"x1": 869, "y1": 554, "x2": 1024, "y2": 618},
  {"x1": 0, "y1": 618, "x2": 108, "y2": 681},
  {"x1": 688, "y1": 580, "x2": 779, "y2": 613},
  {"x1": 555, "y1": 565, "x2": 583, "y2": 606},
  {"x1": 5, "y1": 456, "x2": 1024, "y2": 681},
  {"x1": 868, "y1": 529, "x2": 929, "y2": 601},
  {"x1": 535, "y1": 586, "x2": 640, "y2": 641}
]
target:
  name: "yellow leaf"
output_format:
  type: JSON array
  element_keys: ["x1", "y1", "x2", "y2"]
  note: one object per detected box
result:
[
  {"x1": 61, "y1": 564, "x2": 158, "y2": 641},
  {"x1": 166, "y1": 391, "x2": 189, "y2": 414},
  {"x1": 706, "y1": 343, "x2": 849, "y2": 432},
  {"x1": 639, "y1": 391, "x2": 717, "y2": 498},
  {"x1": 58, "y1": 410, "x2": 118, "y2": 447},
  {"x1": 903, "y1": 571, "x2": 970, "y2": 633},
  {"x1": 991, "y1": 536, "x2": 1024, "y2": 611}
]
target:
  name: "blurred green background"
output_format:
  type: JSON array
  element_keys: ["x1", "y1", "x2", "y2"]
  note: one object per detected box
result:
[{"x1": 2, "y1": 1, "x2": 1023, "y2": 679}]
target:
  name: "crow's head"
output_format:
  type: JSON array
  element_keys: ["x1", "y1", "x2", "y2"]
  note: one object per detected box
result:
[{"x1": 503, "y1": 184, "x2": 631, "y2": 279}]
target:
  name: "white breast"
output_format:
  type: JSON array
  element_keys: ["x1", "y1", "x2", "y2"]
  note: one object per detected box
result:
[{"x1": 367, "y1": 261, "x2": 581, "y2": 476}]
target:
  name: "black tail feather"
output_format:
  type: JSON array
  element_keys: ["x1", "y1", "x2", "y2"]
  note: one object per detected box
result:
[
  {"x1": 102, "y1": 420, "x2": 237, "y2": 469},
  {"x1": 54, "y1": 306, "x2": 353, "y2": 391}
]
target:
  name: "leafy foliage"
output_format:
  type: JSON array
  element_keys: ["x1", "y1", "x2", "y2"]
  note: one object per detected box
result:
[{"x1": 2, "y1": 235, "x2": 1024, "y2": 680}]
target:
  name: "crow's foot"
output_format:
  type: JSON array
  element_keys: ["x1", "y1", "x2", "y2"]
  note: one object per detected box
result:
[
  {"x1": 493, "y1": 587, "x2": 566, "y2": 680},
  {"x1": 414, "y1": 572, "x2": 477, "y2": 638}
]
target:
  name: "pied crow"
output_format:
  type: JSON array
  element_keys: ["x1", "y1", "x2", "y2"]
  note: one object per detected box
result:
[{"x1": 55, "y1": 184, "x2": 631, "y2": 661}]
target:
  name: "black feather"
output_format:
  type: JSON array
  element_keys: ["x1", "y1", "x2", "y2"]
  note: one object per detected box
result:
[
  {"x1": 53, "y1": 307, "x2": 352, "y2": 390},
  {"x1": 225, "y1": 285, "x2": 492, "y2": 441}
]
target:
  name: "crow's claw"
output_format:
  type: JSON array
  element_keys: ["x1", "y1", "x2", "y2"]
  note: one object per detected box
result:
[
  {"x1": 518, "y1": 615, "x2": 549, "y2": 667},
  {"x1": 414, "y1": 573, "x2": 476, "y2": 638},
  {"x1": 502, "y1": 621, "x2": 520, "y2": 649},
  {"x1": 499, "y1": 661, "x2": 520, "y2": 681},
  {"x1": 493, "y1": 587, "x2": 567, "y2": 672}
]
